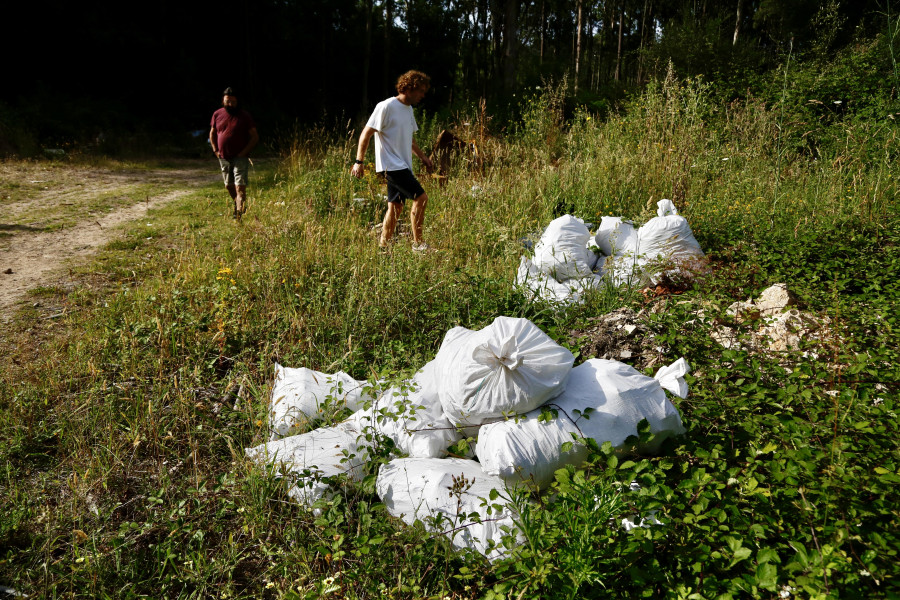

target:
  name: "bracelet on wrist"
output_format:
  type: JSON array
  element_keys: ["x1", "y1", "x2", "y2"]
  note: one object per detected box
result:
[{"x1": 354, "y1": 159, "x2": 364, "y2": 165}]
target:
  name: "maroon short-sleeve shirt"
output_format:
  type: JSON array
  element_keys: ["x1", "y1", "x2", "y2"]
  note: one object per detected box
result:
[{"x1": 210, "y1": 108, "x2": 257, "y2": 160}]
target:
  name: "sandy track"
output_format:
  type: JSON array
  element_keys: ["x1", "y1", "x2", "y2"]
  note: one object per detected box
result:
[{"x1": 0, "y1": 162, "x2": 212, "y2": 321}]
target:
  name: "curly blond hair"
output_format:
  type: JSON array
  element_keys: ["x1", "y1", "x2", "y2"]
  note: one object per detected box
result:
[{"x1": 396, "y1": 70, "x2": 431, "y2": 94}]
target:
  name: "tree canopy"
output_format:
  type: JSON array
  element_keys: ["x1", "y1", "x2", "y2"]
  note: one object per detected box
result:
[{"x1": 2, "y1": 0, "x2": 895, "y2": 145}]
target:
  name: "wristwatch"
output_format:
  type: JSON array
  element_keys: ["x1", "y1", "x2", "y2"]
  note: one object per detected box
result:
[{"x1": 354, "y1": 159, "x2": 364, "y2": 165}]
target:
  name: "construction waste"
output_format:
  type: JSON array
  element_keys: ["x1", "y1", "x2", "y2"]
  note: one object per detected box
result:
[
  {"x1": 517, "y1": 199, "x2": 705, "y2": 304},
  {"x1": 246, "y1": 316, "x2": 689, "y2": 559},
  {"x1": 710, "y1": 283, "x2": 834, "y2": 356}
]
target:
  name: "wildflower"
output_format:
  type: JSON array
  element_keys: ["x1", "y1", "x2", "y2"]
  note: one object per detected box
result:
[
  {"x1": 218, "y1": 267, "x2": 232, "y2": 275},
  {"x1": 323, "y1": 577, "x2": 335, "y2": 586},
  {"x1": 266, "y1": 582, "x2": 275, "y2": 589},
  {"x1": 780, "y1": 585, "x2": 795, "y2": 598}
]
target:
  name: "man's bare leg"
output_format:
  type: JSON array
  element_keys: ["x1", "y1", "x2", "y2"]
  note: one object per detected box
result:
[
  {"x1": 380, "y1": 202, "x2": 403, "y2": 246},
  {"x1": 226, "y1": 184, "x2": 239, "y2": 217},
  {"x1": 236, "y1": 185, "x2": 247, "y2": 215},
  {"x1": 410, "y1": 193, "x2": 428, "y2": 245}
]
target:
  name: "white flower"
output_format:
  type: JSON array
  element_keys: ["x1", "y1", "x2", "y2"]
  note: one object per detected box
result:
[{"x1": 780, "y1": 585, "x2": 794, "y2": 598}]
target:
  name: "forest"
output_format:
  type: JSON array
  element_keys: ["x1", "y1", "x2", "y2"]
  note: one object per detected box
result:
[{"x1": 2, "y1": 0, "x2": 896, "y2": 151}]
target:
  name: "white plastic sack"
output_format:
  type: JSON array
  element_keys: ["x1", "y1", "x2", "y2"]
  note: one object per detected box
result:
[
  {"x1": 433, "y1": 316, "x2": 575, "y2": 428},
  {"x1": 269, "y1": 364, "x2": 372, "y2": 438},
  {"x1": 585, "y1": 238, "x2": 601, "y2": 271},
  {"x1": 516, "y1": 256, "x2": 605, "y2": 305},
  {"x1": 594, "y1": 217, "x2": 639, "y2": 257},
  {"x1": 477, "y1": 358, "x2": 688, "y2": 488},
  {"x1": 376, "y1": 457, "x2": 522, "y2": 560},
  {"x1": 601, "y1": 252, "x2": 645, "y2": 288},
  {"x1": 635, "y1": 199, "x2": 704, "y2": 266},
  {"x1": 531, "y1": 215, "x2": 596, "y2": 281},
  {"x1": 245, "y1": 420, "x2": 370, "y2": 506},
  {"x1": 350, "y1": 360, "x2": 461, "y2": 458}
]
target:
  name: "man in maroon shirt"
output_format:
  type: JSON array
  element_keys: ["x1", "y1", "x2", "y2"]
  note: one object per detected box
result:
[{"x1": 209, "y1": 87, "x2": 259, "y2": 219}]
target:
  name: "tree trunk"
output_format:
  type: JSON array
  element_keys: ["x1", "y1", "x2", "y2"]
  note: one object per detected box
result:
[
  {"x1": 540, "y1": 0, "x2": 545, "y2": 64},
  {"x1": 503, "y1": 0, "x2": 519, "y2": 94},
  {"x1": 637, "y1": 0, "x2": 650, "y2": 83},
  {"x1": 362, "y1": 0, "x2": 373, "y2": 112},
  {"x1": 575, "y1": 0, "x2": 583, "y2": 93},
  {"x1": 491, "y1": 0, "x2": 502, "y2": 83},
  {"x1": 384, "y1": 0, "x2": 393, "y2": 96},
  {"x1": 733, "y1": 0, "x2": 743, "y2": 46},
  {"x1": 614, "y1": 2, "x2": 624, "y2": 82}
]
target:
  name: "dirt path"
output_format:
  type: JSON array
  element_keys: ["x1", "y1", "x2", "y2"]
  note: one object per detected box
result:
[{"x1": 0, "y1": 160, "x2": 212, "y2": 321}]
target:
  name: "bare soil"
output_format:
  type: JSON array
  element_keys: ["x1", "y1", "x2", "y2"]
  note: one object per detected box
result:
[{"x1": 0, "y1": 159, "x2": 212, "y2": 321}]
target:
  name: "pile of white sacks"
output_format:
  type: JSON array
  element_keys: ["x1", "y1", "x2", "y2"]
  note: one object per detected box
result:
[
  {"x1": 246, "y1": 316, "x2": 690, "y2": 560},
  {"x1": 517, "y1": 199, "x2": 705, "y2": 304}
]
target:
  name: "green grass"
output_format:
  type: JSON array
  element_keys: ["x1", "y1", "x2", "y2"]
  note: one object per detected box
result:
[{"x1": 1, "y1": 77, "x2": 899, "y2": 599}]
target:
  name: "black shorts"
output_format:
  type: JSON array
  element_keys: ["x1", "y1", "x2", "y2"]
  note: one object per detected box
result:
[{"x1": 384, "y1": 169, "x2": 425, "y2": 204}]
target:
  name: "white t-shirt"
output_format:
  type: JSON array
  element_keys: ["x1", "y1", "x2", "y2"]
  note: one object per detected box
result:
[{"x1": 365, "y1": 97, "x2": 418, "y2": 172}]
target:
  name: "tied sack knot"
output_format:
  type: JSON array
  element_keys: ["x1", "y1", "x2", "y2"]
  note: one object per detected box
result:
[{"x1": 472, "y1": 335, "x2": 522, "y2": 371}]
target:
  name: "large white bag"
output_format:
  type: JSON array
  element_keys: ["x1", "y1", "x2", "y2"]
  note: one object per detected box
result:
[
  {"x1": 269, "y1": 364, "x2": 372, "y2": 438},
  {"x1": 635, "y1": 199, "x2": 705, "y2": 266},
  {"x1": 350, "y1": 360, "x2": 461, "y2": 458},
  {"x1": 531, "y1": 215, "x2": 596, "y2": 281},
  {"x1": 433, "y1": 316, "x2": 575, "y2": 428},
  {"x1": 516, "y1": 256, "x2": 605, "y2": 305},
  {"x1": 376, "y1": 457, "x2": 522, "y2": 560},
  {"x1": 245, "y1": 420, "x2": 370, "y2": 506},
  {"x1": 477, "y1": 358, "x2": 689, "y2": 488},
  {"x1": 594, "y1": 217, "x2": 639, "y2": 257}
]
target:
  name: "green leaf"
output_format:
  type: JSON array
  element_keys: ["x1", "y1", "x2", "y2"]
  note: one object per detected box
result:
[
  {"x1": 755, "y1": 563, "x2": 778, "y2": 590},
  {"x1": 725, "y1": 536, "x2": 742, "y2": 553},
  {"x1": 730, "y1": 547, "x2": 752, "y2": 566},
  {"x1": 757, "y1": 548, "x2": 780, "y2": 564}
]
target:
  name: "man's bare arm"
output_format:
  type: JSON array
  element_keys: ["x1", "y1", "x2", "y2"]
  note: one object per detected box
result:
[
  {"x1": 412, "y1": 141, "x2": 433, "y2": 172},
  {"x1": 351, "y1": 126, "x2": 377, "y2": 178},
  {"x1": 209, "y1": 127, "x2": 221, "y2": 158}
]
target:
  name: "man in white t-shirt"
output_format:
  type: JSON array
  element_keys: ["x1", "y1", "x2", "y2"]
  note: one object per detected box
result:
[{"x1": 351, "y1": 70, "x2": 434, "y2": 251}]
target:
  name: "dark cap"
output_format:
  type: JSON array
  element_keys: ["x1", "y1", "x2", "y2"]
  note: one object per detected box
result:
[{"x1": 223, "y1": 87, "x2": 236, "y2": 96}]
